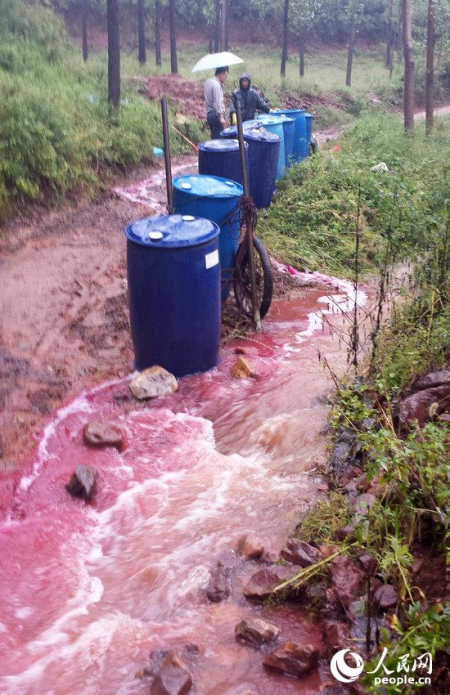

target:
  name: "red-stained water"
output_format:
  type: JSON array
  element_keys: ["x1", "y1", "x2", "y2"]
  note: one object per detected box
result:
[{"x1": 0, "y1": 277, "x2": 367, "y2": 695}]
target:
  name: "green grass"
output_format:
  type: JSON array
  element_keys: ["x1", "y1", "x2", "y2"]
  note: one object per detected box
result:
[
  {"x1": 0, "y1": 0, "x2": 200, "y2": 218},
  {"x1": 257, "y1": 113, "x2": 450, "y2": 278},
  {"x1": 120, "y1": 43, "x2": 402, "y2": 98}
]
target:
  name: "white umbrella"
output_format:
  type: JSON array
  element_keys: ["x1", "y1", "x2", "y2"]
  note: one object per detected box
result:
[{"x1": 192, "y1": 51, "x2": 244, "y2": 73}]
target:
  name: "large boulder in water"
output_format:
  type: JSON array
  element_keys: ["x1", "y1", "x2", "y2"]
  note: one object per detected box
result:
[
  {"x1": 280, "y1": 538, "x2": 320, "y2": 567},
  {"x1": 65, "y1": 464, "x2": 98, "y2": 501},
  {"x1": 83, "y1": 421, "x2": 123, "y2": 449},
  {"x1": 148, "y1": 651, "x2": 192, "y2": 695},
  {"x1": 243, "y1": 566, "x2": 301, "y2": 600},
  {"x1": 235, "y1": 617, "x2": 280, "y2": 647},
  {"x1": 236, "y1": 534, "x2": 264, "y2": 560},
  {"x1": 130, "y1": 366, "x2": 178, "y2": 400},
  {"x1": 263, "y1": 642, "x2": 319, "y2": 678},
  {"x1": 206, "y1": 564, "x2": 231, "y2": 602}
]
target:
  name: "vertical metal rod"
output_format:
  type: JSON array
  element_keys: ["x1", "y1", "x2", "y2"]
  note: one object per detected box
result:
[
  {"x1": 235, "y1": 101, "x2": 249, "y2": 197},
  {"x1": 161, "y1": 98, "x2": 174, "y2": 213},
  {"x1": 235, "y1": 102, "x2": 261, "y2": 331}
]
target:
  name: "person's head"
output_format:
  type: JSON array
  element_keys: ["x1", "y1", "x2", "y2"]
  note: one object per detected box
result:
[
  {"x1": 239, "y1": 73, "x2": 251, "y2": 90},
  {"x1": 215, "y1": 66, "x2": 228, "y2": 84}
]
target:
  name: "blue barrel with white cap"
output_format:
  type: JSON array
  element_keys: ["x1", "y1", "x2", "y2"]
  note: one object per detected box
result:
[
  {"x1": 126, "y1": 214, "x2": 221, "y2": 377},
  {"x1": 258, "y1": 113, "x2": 295, "y2": 168},
  {"x1": 198, "y1": 139, "x2": 249, "y2": 186},
  {"x1": 172, "y1": 174, "x2": 243, "y2": 302},
  {"x1": 276, "y1": 108, "x2": 307, "y2": 162},
  {"x1": 221, "y1": 125, "x2": 280, "y2": 209},
  {"x1": 254, "y1": 114, "x2": 285, "y2": 178}
]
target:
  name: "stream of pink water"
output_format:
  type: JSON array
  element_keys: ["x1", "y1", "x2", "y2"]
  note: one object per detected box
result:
[{"x1": 0, "y1": 276, "x2": 367, "y2": 695}]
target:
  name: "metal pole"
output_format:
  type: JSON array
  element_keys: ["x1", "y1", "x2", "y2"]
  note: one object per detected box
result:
[
  {"x1": 235, "y1": 102, "x2": 261, "y2": 331},
  {"x1": 161, "y1": 98, "x2": 174, "y2": 213},
  {"x1": 235, "y1": 101, "x2": 249, "y2": 197}
]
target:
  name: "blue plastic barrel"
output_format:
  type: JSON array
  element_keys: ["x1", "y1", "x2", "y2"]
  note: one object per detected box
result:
[
  {"x1": 221, "y1": 126, "x2": 280, "y2": 209},
  {"x1": 276, "y1": 108, "x2": 307, "y2": 162},
  {"x1": 126, "y1": 215, "x2": 221, "y2": 378},
  {"x1": 255, "y1": 115, "x2": 285, "y2": 179},
  {"x1": 258, "y1": 113, "x2": 294, "y2": 168},
  {"x1": 198, "y1": 139, "x2": 249, "y2": 187},
  {"x1": 172, "y1": 175, "x2": 243, "y2": 301},
  {"x1": 304, "y1": 112, "x2": 314, "y2": 153}
]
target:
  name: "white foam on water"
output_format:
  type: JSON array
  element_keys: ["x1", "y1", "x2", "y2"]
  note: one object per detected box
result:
[
  {"x1": 16, "y1": 376, "x2": 128, "y2": 495},
  {"x1": 295, "y1": 277, "x2": 368, "y2": 344}
]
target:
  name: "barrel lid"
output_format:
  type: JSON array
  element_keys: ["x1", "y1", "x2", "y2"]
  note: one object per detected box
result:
[
  {"x1": 221, "y1": 121, "x2": 263, "y2": 138},
  {"x1": 304, "y1": 112, "x2": 314, "y2": 118},
  {"x1": 172, "y1": 174, "x2": 243, "y2": 198},
  {"x1": 256, "y1": 114, "x2": 286, "y2": 126},
  {"x1": 198, "y1": 139, "x2": 248, "y2": 152},
  {"x1": 243, "y1": 127, "x2": 280, "y2": 143},
  {"x1": 276, "y1": 108, "x2": 306, "y2": 116},
  {"x1": 125, "y1": 214, "x2": 220, "y2": 248}
]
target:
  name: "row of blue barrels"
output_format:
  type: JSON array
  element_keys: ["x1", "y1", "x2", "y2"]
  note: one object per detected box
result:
[
  {"x1": 199, "y1": 110, "x2": 313, "y2": 209},
  {"x1": 125, "y1": 112, "x2": 314, "y2": 379},
  {"x1": 217, "y1": 125, "x2": 280, "y2": 209}
]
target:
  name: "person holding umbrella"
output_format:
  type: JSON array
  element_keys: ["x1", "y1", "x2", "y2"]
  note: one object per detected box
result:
[
  {"x1": 204, "y1": 66, "x2": 228, "y2": 139},
  {"x1": 192, "y1": 52, "x2": 244, "y2": 139}
]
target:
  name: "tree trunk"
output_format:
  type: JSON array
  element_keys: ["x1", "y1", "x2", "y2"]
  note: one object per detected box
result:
[
  {"x1": 214, "y1": 0, "x2": 221, "y2": 51},
  {"x1": 395, "y1": 0, "x2": 402, "y2": 52},
  {"x1": 107, "y1": 0, "x2": 121, "y2": 107},
  {"x1": 346, "y1": 0, "x2": 358, "y2": 87},
  {"x1": 298, "y1": 25, "x2": 305, "y2": 77},
  {"x1": 155, "y1": 0, "x2": 161, "y2": 66},
  {"x1": 82, "y1": 0, "x2": 88, "y2": 62},
  {"x1": 169, "y1": 0, "x2": 178, "y2": 75},
  {"x1": 280, "y1": 0, "x2": 289, "y2": 77},
  {"x1": 402, "y1": 0, "x2": 415, "y2": 131},
  {"x1": 425, "y1": 0, "x2": 434, "y2": 135},
  {"x1": 386, "y1": 0, "x2": 393, "y2": 68},
  {"x1": 221, "y1": 0, "x2": 228, "y2": 53},
  {"x1": 137, "y1": 0, "x2": 146, "y2": 64}
]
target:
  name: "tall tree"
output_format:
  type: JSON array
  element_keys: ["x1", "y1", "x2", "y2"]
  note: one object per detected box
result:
[
  {"x1": 107, "y1": 0, "x2": 121, "y2": 107},
  {"x1": 155, "y1": 0, "x2": 162, "y2": 66},
  {"x1": 425, "y1": 0, "x2": 435, "y2": 135},
  {"x1": 169, "y1": 0, "x2": 178, "y2": 74},
  {"x1": 280, "y1": 0, "x2": 289, "y2": 77},
  {"x1": 214, "y1": 0, "x2": 221, "y2": 50},
  {"x1": 298, "y1": 24, "x2": 305, "y2": 76},
  {"x1": 346, "y1": 0, "x2": 358, "y2": 87},
  {"x1": 402, "y1": 0, "x2": 415, "y2": 131},
  {"x1": 221, "y1": 0, "x2": 228, "y2": 52},
  {"x1": 137, "y1": 0, "x2": 146, "y2": 64},
  {"x1": 82, "y1": 0, "x2": 89, "y2": 62},
  {"x1": 386, "y1": 0, "x2": 394, "y2": 67}
]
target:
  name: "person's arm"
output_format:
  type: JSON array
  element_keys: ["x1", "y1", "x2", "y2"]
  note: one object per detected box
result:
[
  {"x1": 212, "y1": 82, "x2": 226, "y2": 127},
  {"x1": 256, "y1": 93, "x2": 270, "y2": 113},
  {"x1": 230, "y1": 91, "x2": 236, "y2": 115}
]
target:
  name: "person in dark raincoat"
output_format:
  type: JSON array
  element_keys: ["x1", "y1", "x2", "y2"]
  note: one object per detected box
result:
[{"x1": 230, "y1": 72, "x2": 270, "y2": 123}]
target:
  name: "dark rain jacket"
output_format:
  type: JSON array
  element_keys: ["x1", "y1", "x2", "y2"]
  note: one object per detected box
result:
[{"x1": 230, "y1": 72, "x2": 270, "y2": 122}]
